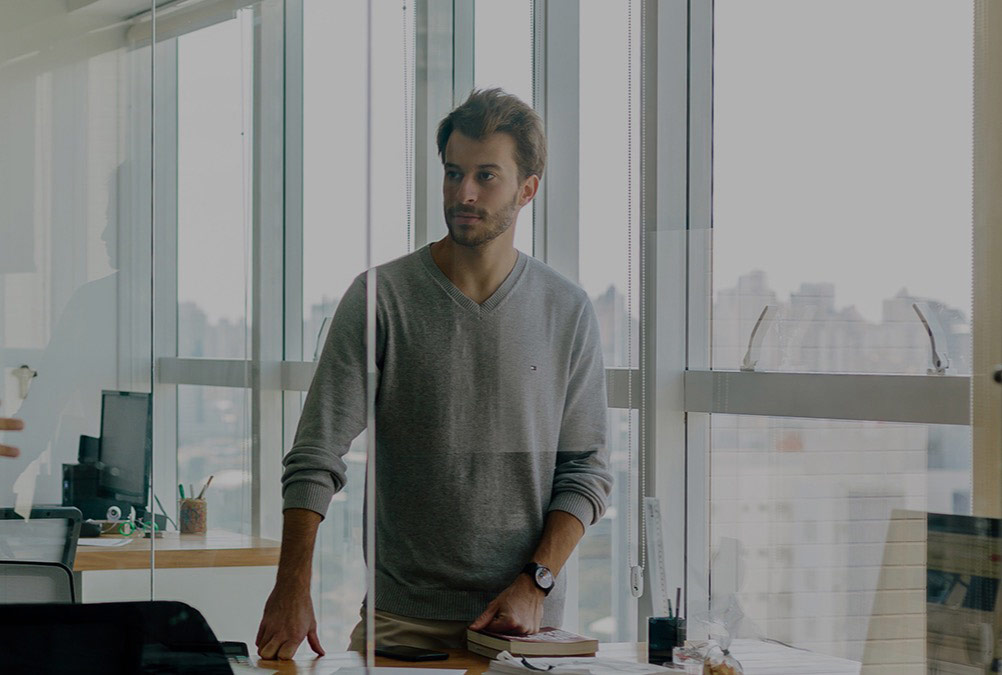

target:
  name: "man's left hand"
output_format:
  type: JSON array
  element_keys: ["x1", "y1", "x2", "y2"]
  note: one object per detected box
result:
[{"x1": 469, "y1": 573, "x2": 544, "y2": 635}]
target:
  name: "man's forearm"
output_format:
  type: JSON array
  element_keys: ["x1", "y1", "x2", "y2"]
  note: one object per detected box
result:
[
  {"x1": 275, "y1": 508, "x2": 323, "y2": 592},
  {"x1": 530, "y1": 510, "x2": 585, "y2": 576}
]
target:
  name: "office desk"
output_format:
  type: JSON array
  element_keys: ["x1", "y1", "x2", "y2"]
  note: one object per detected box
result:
[
  {"x1": 70, "y1": 530, "x2": 281, "y2": 641},
  {"x1": 73, "y1": 530, "x2": 281, "y2": 571},
  {"x1": 252, "y1": 644, "x2": 648, "y2": 675},
  {"x1": 251, "y1": 640, "x2": 864, "y2": 674}
]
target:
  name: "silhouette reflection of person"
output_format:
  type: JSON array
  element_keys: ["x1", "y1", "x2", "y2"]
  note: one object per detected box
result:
[{"x1": 0, "y1": 166, "x2": 126, "y2": 506}]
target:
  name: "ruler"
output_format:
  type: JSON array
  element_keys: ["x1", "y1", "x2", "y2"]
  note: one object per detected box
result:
[{"x1": 644, "y1": 496, "x2": 670, "y2": 617}]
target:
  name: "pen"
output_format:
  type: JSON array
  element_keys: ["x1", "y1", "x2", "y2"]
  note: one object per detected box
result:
[
  {"x1": 196, "y1": 475, "x2": 214, "y2": 500},
  {"x1": 675, "y1": 587, "x2": 681, "y2": 619},
  {"x1": 667, "y1": 599, "x2": 672, "y2": 619},
  {"x1": 179, "y1": 484, "x2": 185, "y2": 499}
]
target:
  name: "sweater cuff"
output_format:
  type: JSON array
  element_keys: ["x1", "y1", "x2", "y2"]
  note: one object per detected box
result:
[
  {"x1": 547, "y1": 492, "x2": 598, "y2": 528},
  {"x1": 282, "y1": 480, "x2": 334, "y2": 519}
]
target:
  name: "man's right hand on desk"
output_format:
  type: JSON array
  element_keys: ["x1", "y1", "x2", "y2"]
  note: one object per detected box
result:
[
  {"x1": 256, "y1": 585, "x2": 324, "y2": 660},
  {"x1": 256, "y1": 508, "x2": 326, "y2": 660}
]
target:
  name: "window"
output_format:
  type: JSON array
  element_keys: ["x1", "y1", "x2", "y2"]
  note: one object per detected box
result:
[
  {"x1": 708, "y1": 415, "x2": 969, "y2": 659},
  {"x1": 302, "y1": 0, "x2": 411, "y2": 355},
  {"x1": 177, "y1": 385, "x2": 251, "y2": 534},
  {"x1": 574, "y1": 0, "x2": 642, "y2": 642},
  {"x1": 474, "y1": 0, "x2": 534, "y2": 255},
  {"x1": 176, "y1": 14, "x2": 253, "y2": 360},
  {"x1": 695, "y1": 0, "x2": 977, "y2": 664},
  {"x1": 712, "y1": 0, "x2": 973, "y2": 376}
]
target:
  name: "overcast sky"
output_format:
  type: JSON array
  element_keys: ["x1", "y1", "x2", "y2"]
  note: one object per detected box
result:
[{"x1": 176, "y1": 0, "x2": 973, "y2": 328}]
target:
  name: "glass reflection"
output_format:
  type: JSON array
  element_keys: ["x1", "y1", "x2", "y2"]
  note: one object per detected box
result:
[
  {"x1": 709, "y1": 414, "x2": 971, "y2": 667},
  {"x1": 0, "y1": 0, "x2": 156, "y2": 604}
]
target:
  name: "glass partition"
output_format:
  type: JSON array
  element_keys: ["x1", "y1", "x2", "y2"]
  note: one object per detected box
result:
[
  {"x1": 301, "y1": 0, "x2": 413, "y2": 651},
  {"x1": 8, "y1": 1, "x2": 989, "y2": 671},
  {"x1": 146, "y1": 0, "x2": 278, "y2": 650},
  {"x1": 0, "y1": 0, "x2": 155, "y2": 603}
]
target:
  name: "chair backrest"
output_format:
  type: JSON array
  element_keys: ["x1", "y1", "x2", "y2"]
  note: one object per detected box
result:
[
  {"x1": 0, "y1": 601, "x2": 232, "y2": 674},
  {"x1": 0, "y1": 560, "x2": 75, "y2": 604},
  {"x1": 0, "y1": 506, "x2": 82, "y2": 568}
]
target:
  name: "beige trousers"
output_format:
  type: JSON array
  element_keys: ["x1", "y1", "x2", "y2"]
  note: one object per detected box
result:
[{"x1": 347, "y1": 607, "x2": 469, "y2": 651}]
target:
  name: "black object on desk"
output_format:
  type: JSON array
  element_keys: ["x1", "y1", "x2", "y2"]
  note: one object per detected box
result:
[
  {"x1": 375, "y1": 645, "x2": 449, "y2": 661},
  {"x1": 648, "y1": 616, "x2": 685, "y2": 664},
  {"x1": 63, "y1": 391, "x2": 153, "y2": 522}
]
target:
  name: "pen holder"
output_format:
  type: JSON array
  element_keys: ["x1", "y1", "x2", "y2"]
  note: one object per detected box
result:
[
  {"x1": 648, "y1": 616, "x2": 685, "y2": 664},
  {"x1": 179, "y1": 498, "x2": 207, "y2": 534}
]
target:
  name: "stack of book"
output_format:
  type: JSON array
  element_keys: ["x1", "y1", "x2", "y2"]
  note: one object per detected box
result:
[{"x1": 467, "y1": 627, "x2": 599, "y2": 660}]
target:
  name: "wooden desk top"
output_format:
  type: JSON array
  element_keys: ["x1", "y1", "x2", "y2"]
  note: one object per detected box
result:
[
  {"x1": 251, "y1": 644, "x2": 649, "y2": 675},
  {"x1": 73, "y1": 530, "x2": 281, "y2": 571},
  {"x1": 249, "y1": 641, "x2": 863, "y2": 674}
]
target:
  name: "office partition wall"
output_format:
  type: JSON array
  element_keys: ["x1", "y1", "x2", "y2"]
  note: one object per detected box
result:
[
  {"x1": 3, "y1": 1, "x2": 997, "y2": 669},
  {"x1": 0, "y1": 0, "x2": 156, "y2": 599}
]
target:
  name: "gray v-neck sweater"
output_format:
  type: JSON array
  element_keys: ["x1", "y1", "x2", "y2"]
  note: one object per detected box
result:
[{"x1": 282, "y1": 245, "x2": 612, "y2": 625}]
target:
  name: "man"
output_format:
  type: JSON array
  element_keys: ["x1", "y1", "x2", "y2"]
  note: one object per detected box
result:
[
  {"x1": 1, "y1": 416, "x2": 23, "y2": 457},
  {"x1": 256, "y1": 89, "x2": 612, "y2": 660}
]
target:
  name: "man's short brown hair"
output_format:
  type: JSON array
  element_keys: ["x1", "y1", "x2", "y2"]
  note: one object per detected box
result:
[{"x1": 436, "y1": 88, "x2": 546, "y2": 180}]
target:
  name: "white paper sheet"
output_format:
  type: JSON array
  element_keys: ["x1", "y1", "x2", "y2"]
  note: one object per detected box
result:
[
  {"x1": 231, "y1": 665, "x2": 277, "y2": 674},
  {"x1": 332, "y1": 664, "x2": 464, "y2": 668},
  {"x1": 487, "y1": 652, "x2": 674, "y2": 675}
]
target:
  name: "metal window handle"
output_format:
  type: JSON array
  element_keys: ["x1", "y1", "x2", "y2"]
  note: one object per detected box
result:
[
  {"x1": 12, "y1": 365, "x2": 37, "y2": 400},
  {"x1": 912, "y1": 303, "x2": 950, "y2": 375},
  {"x1": 741, "y1": 305, "x2": 778, "y2": 372}
]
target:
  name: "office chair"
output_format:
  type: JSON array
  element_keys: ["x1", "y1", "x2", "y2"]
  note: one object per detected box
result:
[
  {"x1": 0, "y1": 601, "x2": 233, "y2": 674},
  {"x1": 0, "y1": 560, "x2": 75, "y2": 603},
  {"x1": 0, "y1": 506, "x2": 82, "y2": 568}
]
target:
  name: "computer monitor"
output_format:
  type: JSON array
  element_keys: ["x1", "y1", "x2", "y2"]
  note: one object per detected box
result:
[{"x1": 97, "y1": 390, "x2": 152, "y2": 504}]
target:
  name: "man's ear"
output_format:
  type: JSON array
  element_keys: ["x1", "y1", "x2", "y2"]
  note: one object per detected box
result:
[{"x1": 518, "y1": 174, "x2": 540, "y2": 207}]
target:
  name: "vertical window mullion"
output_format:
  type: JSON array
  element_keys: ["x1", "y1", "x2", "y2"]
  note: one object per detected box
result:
[
  {"x1": 251, "y1": 0, "x2": 286, "y2": 540},
  {"x1": 283, "y1": 0, "x2": 305, "y2": 458}
]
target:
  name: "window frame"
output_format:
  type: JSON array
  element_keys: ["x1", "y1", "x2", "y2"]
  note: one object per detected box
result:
[{"x1": 150, "y1": 0, "x2": 987, "y2": 645}]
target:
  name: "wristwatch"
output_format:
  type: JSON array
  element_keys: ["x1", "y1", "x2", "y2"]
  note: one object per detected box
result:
[{"x1": 522, "y1": 562, "x2": 555, "y2": 596}]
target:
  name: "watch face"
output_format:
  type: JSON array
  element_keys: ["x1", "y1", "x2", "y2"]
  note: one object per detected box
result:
[{"x1": 535, "y1": 566, "x2": 554, "y2": 589}]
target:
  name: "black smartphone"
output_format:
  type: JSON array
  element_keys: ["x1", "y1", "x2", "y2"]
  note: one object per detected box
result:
[
  {"x1": 219, "y1": 641, "x2": 250, "y2": 664},
  {"x1": 374, "y1": 645, "x2": 449, "y2": 662}
]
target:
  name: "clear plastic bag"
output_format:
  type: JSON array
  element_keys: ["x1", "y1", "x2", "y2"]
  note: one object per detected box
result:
[
  {"x1": 693, "y1": 596, "x2": 744, "y2": 675},
  {"x1": 701, "y1": 644, "x2": 743, "y2": 675}
]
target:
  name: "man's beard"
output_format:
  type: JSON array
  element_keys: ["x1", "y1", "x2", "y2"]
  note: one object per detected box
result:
[{"x1": 444, "y1": 194, "x2": 519, "y2": 249}]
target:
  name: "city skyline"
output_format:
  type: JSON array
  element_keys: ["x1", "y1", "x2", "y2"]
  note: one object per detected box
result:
[{"x1": 179, "y1": 269, "x2": 971, "y2": 377}]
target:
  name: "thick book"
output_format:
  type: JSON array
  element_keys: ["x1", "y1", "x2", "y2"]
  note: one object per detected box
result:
[{"x1": 467, "y1": 627, "x2": 598, "y2": 657}]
